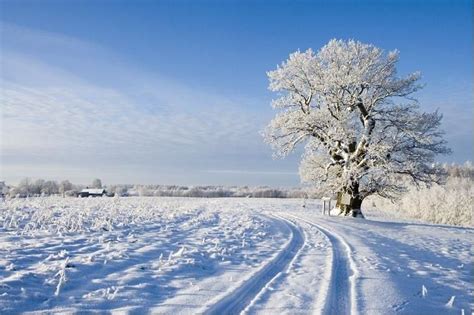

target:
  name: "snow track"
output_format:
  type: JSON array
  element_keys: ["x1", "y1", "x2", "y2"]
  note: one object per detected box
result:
[
  {"x1": 285, "y1": 214, "x2": 358, "y2": 315},
  {"x1": 204, "y1": 215, "x2": 305, "y2": 315}
]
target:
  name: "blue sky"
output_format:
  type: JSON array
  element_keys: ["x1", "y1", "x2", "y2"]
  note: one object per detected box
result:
[{"x1": 0, "y1": 0, "x2": 472, "y2": 186}]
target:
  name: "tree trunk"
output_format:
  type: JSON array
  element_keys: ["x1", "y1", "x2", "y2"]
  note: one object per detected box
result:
[{"x1": 335, "y1": 190, "x2": 365, "y2": 218}]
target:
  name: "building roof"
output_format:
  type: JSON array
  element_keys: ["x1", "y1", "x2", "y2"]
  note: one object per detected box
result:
[{"x1": 81, "y1": 188, "x2": 106, "y2": 194}]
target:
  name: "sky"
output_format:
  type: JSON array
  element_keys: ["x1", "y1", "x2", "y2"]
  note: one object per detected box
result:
[{"x1": 0, "y1": 0, "x2": 472, "y2": 186}]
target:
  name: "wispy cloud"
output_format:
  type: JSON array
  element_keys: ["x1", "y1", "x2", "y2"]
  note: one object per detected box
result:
[{"x1": 1, "y1": 23, "x2": 297, "y2": 185}]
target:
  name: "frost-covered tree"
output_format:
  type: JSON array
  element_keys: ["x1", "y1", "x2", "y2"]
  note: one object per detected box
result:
[
  {"x1": 264, "y1": 39, "x2": 450, "y2": 217},
  {"x1": 59, "y1": 180, "x2": 73, "y2": 197},
  {"x1": 17, "y1": 178, "x2": 32, "y2": 197},
  {"x1": 41, "y1": 180, "x2": 59, "y2": 196},
  {"x1": 32, "y1": 179, "x2": 45, "y2": 195},
  {"x1": 91, "y1": 178, "x2": 102, "y2": 189}
]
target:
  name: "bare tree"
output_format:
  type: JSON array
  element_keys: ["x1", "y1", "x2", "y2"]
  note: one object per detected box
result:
[{"x1": 264, "y1": 39, "x2": 450, "y2": 217}]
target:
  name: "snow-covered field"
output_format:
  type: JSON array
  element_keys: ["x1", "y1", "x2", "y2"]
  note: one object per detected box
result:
[{"x1": 0, "y1": 197, "x2": 472, "y2": 314}]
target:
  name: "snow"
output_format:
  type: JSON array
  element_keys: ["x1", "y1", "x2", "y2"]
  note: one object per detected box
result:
[{"x1": 0, "y1": 197, "x2": 472, "y2": 314}]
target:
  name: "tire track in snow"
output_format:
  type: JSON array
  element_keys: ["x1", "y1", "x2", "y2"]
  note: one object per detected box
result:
[
  {"x1": 204, "y1": 215, "x2": 305, "y2": 315},
  {"x1": 285, "y1": 213, "x2": 358, "y2": 315}
]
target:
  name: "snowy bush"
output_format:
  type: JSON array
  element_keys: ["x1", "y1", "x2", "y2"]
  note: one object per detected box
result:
[{"x1": 366, "y1": 175, "x2": 473, "y2": 227}]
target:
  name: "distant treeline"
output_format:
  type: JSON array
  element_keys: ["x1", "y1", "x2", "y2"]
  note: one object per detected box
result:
[
  {"x1": 2, "y1": 162, "x2": 472, "y2": 199},
  {"x1": 0, "y1": 179, "x2": 309, "y2": 199},
  {"x1": 122, "y1": 185, "x2": 309, "y2": 199}
]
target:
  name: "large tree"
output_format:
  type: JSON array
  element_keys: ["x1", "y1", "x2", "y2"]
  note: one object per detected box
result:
[{"x1": 264, "y1": 39, "x2": 450, "y2": 217}]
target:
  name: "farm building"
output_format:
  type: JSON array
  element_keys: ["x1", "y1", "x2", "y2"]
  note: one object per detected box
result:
[{"x1": 78, "y1": 188, "x2": 107, "y2": 198}]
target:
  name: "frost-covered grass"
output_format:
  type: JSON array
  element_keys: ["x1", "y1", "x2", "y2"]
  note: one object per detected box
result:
[
  {"x1": 365, "y1": 177, "x2": 473, "y2": 227},
  {"x1": 0, "y1": 197, "x2": 290, "y2": 313}
]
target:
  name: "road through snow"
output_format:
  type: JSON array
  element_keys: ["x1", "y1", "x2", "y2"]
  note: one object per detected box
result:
[
  {"x1": 285, "y1": 213, "x2": 358, "y2": 315},
  {"x1": 205, "y1": 215, "x2": 305, "y2": 315},
  {"x1": 206, "y1": 212, "x2": 359, "y2": 315}
]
